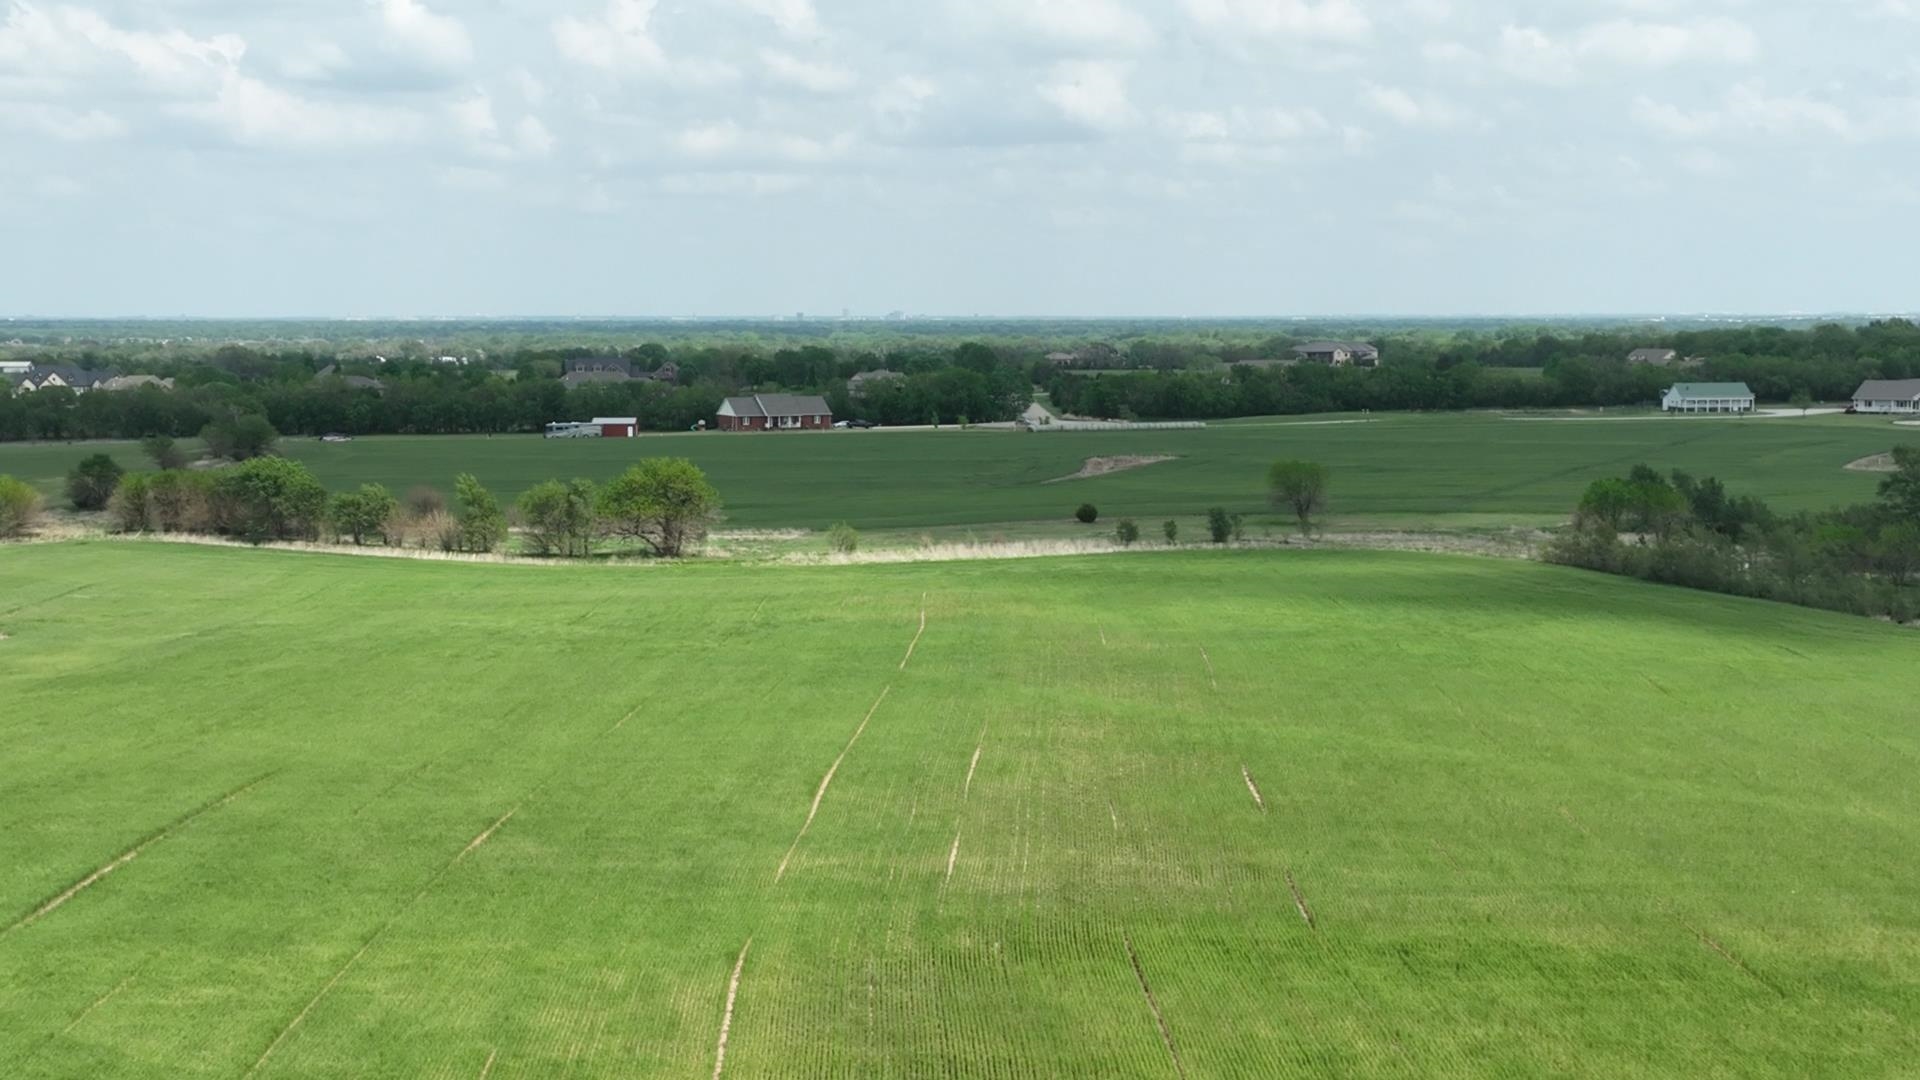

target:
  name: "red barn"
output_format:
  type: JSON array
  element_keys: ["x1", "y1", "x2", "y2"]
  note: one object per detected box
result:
[
  {"x1": 594, "y1": 417, "x2": 638, "y2": 438},
  {"x1": 716, "y1": 395, "x2": 833, "y2": 432}
]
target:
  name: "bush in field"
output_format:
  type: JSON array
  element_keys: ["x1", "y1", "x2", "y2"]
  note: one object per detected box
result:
[
  {"x1": 452, "y1": 474, "x2": 507, "y2": 554},
  {"x1": 142, "y1": 435, "x2": 189, "y2": 471},
  {"x1": 0, "y1": 475, "x2": 42, "y2": 538},
  {"x1": 1207, "y1": 507, "x2": 1234, "y2": 545},
  {"x1": 67, "y1": 454, "x2": 123, "y2": 511},
  {"x1": 201, "y1": 414, "x2": 279, "y2": 461},
  {"x1": 1267, "y1": 460, "x2": 1329, "y2": 536},
  {"x1": 212, "y1": 457, "x2": 328, "y2": 543},
  {"x1": 1115, "y1": 519, "x2": 1140, "y2": 547},
  {"x1": 329, "y1": 484, "x2": 400, "y2": 547},
  {"x1": 598, "y1": 458, "x2": 721, "y2": 558},
  {"x1": 110, "y1": 473, "x2": 153, "y2": 532},
  {"x1": 1075, "y1": 503, "x2": 1099, "y2": 524},
  {"x1": 1163, "y1": 519, "x2": 1179, "y2": 545},
  {"x1": 405, "y1": 485, "x2": 447, "y2": 518},
  {"x1": 146, "y1": 471, "x2": 216, "y2": 533},
  {"x1": 827, "y1": 522, "x2": 860, "y2": 554},
  {"x1": 518, "y1": 479, "x2": 598, "y2": 558}
]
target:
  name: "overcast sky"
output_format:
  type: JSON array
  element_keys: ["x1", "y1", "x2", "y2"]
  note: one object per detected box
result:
[{"x1": 1, "y1": 0, "x2": 1916, "y2": 317}]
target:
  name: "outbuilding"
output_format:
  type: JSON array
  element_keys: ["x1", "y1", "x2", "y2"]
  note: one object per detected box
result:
[
  {"x1": 1662, "y1": 382, "x2": 1755, "y2": 414},
  {"x1": 594, "y1": 417, "x2": 639, "y2": 438},
  {"x1": 716, "y1": 395, "x2": 834, "y2": 432},
  {"x1": 1851, "y1": 379, "x2": 1920, "y2": 415}
]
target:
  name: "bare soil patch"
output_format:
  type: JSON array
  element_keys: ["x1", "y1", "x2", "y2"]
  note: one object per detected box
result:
[
  {"x1": 1043, "y1": 455, "x2": 1178, "y2": 484},
  {"x1": 1846, "y1": 453, "x2": 1898, "y2": 473}
]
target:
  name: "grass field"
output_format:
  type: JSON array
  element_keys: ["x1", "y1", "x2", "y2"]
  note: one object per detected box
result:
[
  {"x1": 3, "y1": 412, "x2": 1917, "y2": 532},
  {"x1": 2, "y1": 542, "x2": 1915, "y2": 1077}
]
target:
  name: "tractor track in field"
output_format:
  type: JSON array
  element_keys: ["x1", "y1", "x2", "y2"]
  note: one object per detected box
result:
[
  {"x1": 711, "y1": 938, "x2": 753, "y2": 1080},
  {"x1": 60, "y1": 974, "x2": 135, "y2": 1036},
  {"x1": 1198, "y1": 647, "x2": 1217, "y2": 690},
  {"x1": 1685, "y1": 924, "x2": 1786, "y2": 997},
  {"x1": 1123, "y1": 934, "x2": 1187, "y2": 1079},
  {"x1": 476, "y1": 1049, "x2": 499, "y2": 1079},
  {"x1": 944, "y1": 831, "x2": 962, "y2": 884},
  {"x1": 899, "y1": 596, "x2": 929, "y2": 670},
  {"x1": 2, "y1": 772, "x2": 274, "y2": 938},
  {"x1": 1241, "y1": 766, "x2": 1267, "y2": 813},
  {"x1": 775, "y1": 686, "x2": 892, "y2": 883},
  {"x1": 244, "y1": 806, "x2": 520, "y2": 1076},
  {"x1": 1285, "y1": 870, "x2": 1317, "y2": 929}
]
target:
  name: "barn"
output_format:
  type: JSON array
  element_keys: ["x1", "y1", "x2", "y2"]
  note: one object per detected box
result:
[
  {"x1": 716, "y1": 395, "x2": 834, "y2": 432},
  {"x1": 595, "y1": 417, "x2": 639, "y2": 438}
]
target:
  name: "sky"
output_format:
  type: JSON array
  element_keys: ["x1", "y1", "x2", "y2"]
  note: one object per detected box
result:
[{"x1": 1, "y1": 0, "x2": 1916, "y2": 318}]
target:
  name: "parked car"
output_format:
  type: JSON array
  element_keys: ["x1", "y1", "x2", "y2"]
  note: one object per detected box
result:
[
  {"x1": 320, "y1": 433, "x2": 353, "y2": 443},
  {"x1": 845, "y1": 419, "x2": 879, "y2": 429}
]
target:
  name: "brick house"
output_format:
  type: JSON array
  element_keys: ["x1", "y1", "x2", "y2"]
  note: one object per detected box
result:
[{"x1": 716, "y1": 394, "x2": 834, "y2": 431}]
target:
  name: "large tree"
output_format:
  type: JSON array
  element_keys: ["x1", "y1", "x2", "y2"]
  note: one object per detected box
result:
[
  {"x1": 1268, "y1": 460, "x2": 1330, "y2": 536},
  {"x1": 1880, "y1": 446, "x2": 1920, "y2": 524},
  {"x1": 597, "y1": 458, "x2": 721, "y2": 558}
]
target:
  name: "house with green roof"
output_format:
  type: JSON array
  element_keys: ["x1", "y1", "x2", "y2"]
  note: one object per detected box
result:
[{"x1": 1662, "y1": 382, "x2": 1755, "y2": 414}]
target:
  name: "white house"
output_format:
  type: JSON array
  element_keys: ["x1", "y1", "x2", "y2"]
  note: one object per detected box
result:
[
  {"x1": 1662, "y1": 382, "x2": 1755, "y2": 414},
  {"x1": 1852, "y1": 379, "x2": 1920, "y2": 415}
]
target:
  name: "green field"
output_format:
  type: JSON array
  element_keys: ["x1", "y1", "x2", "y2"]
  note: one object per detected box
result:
[
  {"x1": 3, "y1": 413, "x2": 1916, "y2": 532},
  {"x1": 2, "y1": 542, "x2": 1915, "y2": 1077}
]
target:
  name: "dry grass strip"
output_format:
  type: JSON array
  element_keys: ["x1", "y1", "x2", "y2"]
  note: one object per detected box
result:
[
  {"x1": 477, "y1": 1049, "x2": 499, "y2": 1079},
  {"x1": 945, "y1": 831, "x2": 962, "y2": 884},
  {"x1": 1284, "y1": 870, "x2": 1317, "y2": 929},
  {"x1": 4, "y1": 773, "x2": 272, "y2": 938},
  {"x1": 245, "y1": 806, "x2": 520, "y2": 1076},
  {"x1": 1241, "y1": 766, "x2": 1267, "y2": 813},
  {"x1": 1124, "y1": 933, "x2": 1187, "y2": 1079},
  {"x1": 711, "y1": 938, "x2": 753, "y2": 1080},
  {"x1": 60, "y1": 975, "x2": 135, "y2": 1037},
  {"x1": 775, "y1": 686, "x2": 893, "y2": 882},
  {"x1": 964, "y1": 745, "x2": 983, "y2": 799},
  {"x1": 1199, "y1": 647, "x2": 1217, "y2": 690},
  {"x1": 899, "y1": 598, "x2": 929, "y2": 670},
  {"x1": 606, "y1": 705, "x2": 642, "y2": 736}
]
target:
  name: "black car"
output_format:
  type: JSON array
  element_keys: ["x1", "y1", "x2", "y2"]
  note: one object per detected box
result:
[{"x1": 844, "y1": 419, "x2": 879, "y2": 429}]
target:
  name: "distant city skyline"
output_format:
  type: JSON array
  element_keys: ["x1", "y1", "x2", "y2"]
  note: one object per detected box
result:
[{"x1": 3, "y1": 1, "x2": 1916, "y2": 317}]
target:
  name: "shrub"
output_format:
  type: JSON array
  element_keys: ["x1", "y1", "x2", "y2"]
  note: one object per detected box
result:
[
  {"x1": 142, "y1": 435, "x2": 189, "y2": 471},
  {"x1": 67, "y1": 453, "x2": 124, "y2": 511},
  {"x1": 405, "y1": 485, "x2": 447, "y2": 517},
  {"x1": 211, "y1": 457, "x2": 328, "y2": 543},
  {"x1": 1267, "y1": 460, "x2": 1329, "y2": 536},
  {"x1": 110, "y1": 473, "x2": 153, "y2": 532},
  {"x1": 1075, "y1": 503, "x2": 1099, "y2": 524},
  {"x1": 598, "y1": 458, "x2": 722, "y2": 558},
  {"x1": 1115, "y1": 519, "x2": 1140, "y2": 547},
  {"x1": 827, "y1": 522, "x2": 860, "y2": 554},
  {"x1": 0, "y1": 475, "x2": 42, "y2": 538},
  {"x1": 329, "y1": 484, "x2": 400, "y2": 546},
  {"x1": 1207, "y1": 507, "x2": 1234, "y2": 544},
  {"x1": 452, "y1": 474, "x2": 507, "y2": 554},
  {"x1": 518, "y1": 479, "x2": 598, "y2": 557},
  {"x1": 146, "y1": 470, "x2": 215, "y2": 533},
  {"x1": 1163, "y1": 519, "x2": 1179, "y2": 545},
  {"x1": 201, "y1": 414, "x2": 279, "y2": 461}
]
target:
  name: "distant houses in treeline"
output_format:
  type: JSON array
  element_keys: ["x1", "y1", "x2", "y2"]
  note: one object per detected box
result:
[
  {"x1": 558, "y1": 357, "x2": 680, "y2": 389},
  {"x1": 5, "y1": 364, "x2": 175, "y2": 396}
]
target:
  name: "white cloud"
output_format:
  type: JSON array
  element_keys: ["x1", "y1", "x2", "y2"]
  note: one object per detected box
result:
[
  {"x1": 1577, "y1": 18, "x2": 1759, "y2": 67},
  {"x1": 2, "y1": 102, "x2": 126, "y2": 141},
  {"x1": 1362, "y1": 83, "x2": 1475, "y2": 130},
  {"x1": 1182, "y1": 0, "x2": 1370, "y2": 42},
  {"x1": 1634, "y1": 84, "x2": 1855, "y2": 140},
  {"x1": 1038, "y1": 60, "x2": 1133, "y2": 131},
  {"x1": 552, "y1": 0, "x2": 666, "y2": 70},
  {"x1": 182, "y1": 72, "x2": 423, "y2": 149},
  {"x1": 674, "y1": 120, "x2": 853, "y2": 164},
  {"x1": 374, "y1": 0, "x2": 472, "y2": 70},
  {"x1": 760, "y1": 50, "x2": 856, "y2": 93},
  {"x1": 965, "y1": 0, "x2": 1156, "y2": 51},
  {"x1": 731, "y1": 0, "x2": 821, "y2": 39}
]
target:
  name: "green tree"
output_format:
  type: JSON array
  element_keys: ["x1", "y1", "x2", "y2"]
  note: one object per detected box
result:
[
  {"x1": 452, "y1": 473, "x2": 507, "y2": 553},
  {"x1": 1075, "y1": 503, "x2": 1099, "y2": 524},
  {"x1": 66, "y1": 453, "x2": 124, "y2": 510},
  {"x1": 518, "y1": 479, "x2": 598, "y2": 557},
  {"x1": 1207, "y1": 507, "x2": 1234, "y2": 544},
  {"x1": 329, "y1": 483, "x2": 399, "y2": 546},
  {"x1": 1875, "y1": 522, "x2": 1920, "y2": 587},
  {"x1": 1163, "y1": 519, "x2": 1179, "y2": 545},
  {"x1": 202, "y1": 414, "x2": 279, "y2": 461},
  {"x1": 1789, "y1": 388, "x2": 1814, "y2": 416},
  {"x1": 1115, "y1": 518, "x2": 1140, "y2": 547},
  {"x1": 1576, "y1": 478, "x2": 1633, "y2": 531},
  {"x1": 1268, "y1": 460, "x2": 1330, "y2": 536},
  {"x1": 212, "y1": 457, "x2": 328, "y2": 543},
  {"x1": 597, "y1": 458, "x2": 722, "y2": 558},
  {"x1": 1880, "y1": 446, "x2": 1920, "y2": 524},
  {"x1": 0, "y1": 474, "x2": 42, "y2": 538},
  {"x1": 827, "y1": 522, "x2": 860, "y2": 554},
  {"x1": 142, "y1": 435, "x2": 189, "y2": 470}
]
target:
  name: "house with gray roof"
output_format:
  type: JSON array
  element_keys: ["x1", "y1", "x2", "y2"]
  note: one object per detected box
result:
[
  {"x1": 1292, "y1": 341, "x2": 1380, "y2": 368},
  {"x1": 1662, "y1": 382, "x2": 1755, "y2": 414},
  {"x1": 8, "y1": 365, "x2": 108, "y2": 395},
  {"x1": 1628, "y1": 348, "x2": 1680, "y2": 367},
  {"x1": 1852, "y1": 379, "x2": 1920, "y2": 415},
  {"x1": 847, "y1": 369, "x2": 905, "y2": 397},
  {"x1": 716, "y1": 394, "x2": 834, "y2": 431}
]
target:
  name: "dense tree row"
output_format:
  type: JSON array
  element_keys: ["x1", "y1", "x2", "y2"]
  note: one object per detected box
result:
[
  {"x1": 1546, "y1": 453, "x2": 1920, "y2": 623},
  {"x1": 7, "y1": 320, "x2": 1920, "y2": 440}
]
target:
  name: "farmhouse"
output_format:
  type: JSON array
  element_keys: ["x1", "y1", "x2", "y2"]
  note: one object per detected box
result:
[
  {"x1": 1851, "y1": 379, "x2": 1920, "y2": 415},
  {"x1": 1662, "y1": 382, "x2": 1755, "y2": 414},
  {"x1": 1293, "y1": 341, "x2": 1380, "y2": 367},
  {"x1": 1628, "y1": 348, "x2": 1679, "y2": 366},
  {"x1": 6, "y1": 365, "x2": 108, "y2": 395},
  {"x1": 717, "y1": 394, "x2": 834, "y2": 431}
]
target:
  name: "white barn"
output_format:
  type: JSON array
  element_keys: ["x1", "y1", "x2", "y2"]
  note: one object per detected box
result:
[
  {"x1": 1662, "y1": 382, "x2": 1755, "y2": 414},
  {"x1": 1852, "y1": 379, "x2": 1920, "y2": 415}
]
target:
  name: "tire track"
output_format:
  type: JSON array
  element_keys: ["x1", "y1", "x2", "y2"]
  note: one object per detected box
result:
[
  {"x1": 774, "y1": 686, "x2": 892, "y2": 883},
  {"x1": 899, "y1": 597, "x2": 929, "y2": 670},
  {"x1": 477, "y1": 1048, "x2": 499, "y2": 1079},
  {"x1": 3, "y1": 772, "x2": 274, "y2": 938},
  {"x1": 1198, "y1": 647, "x2": 1217, "y2": 690},
  {"x1": 1124, "y1": 934, "x2": 1187, "y2": 1079},
  {"x1": 710, "y1": 938, "x2": 752, "y2": 1080},
  {"x1": 1285, "y1": 870, "x2": 1317, "y2": 929},
  {"x1": 243, "y1": 806, "x2": 519, "y2": 1077},
  {"x1": 1241, "y1": 766, "x2": 1267, "y2": 813}
]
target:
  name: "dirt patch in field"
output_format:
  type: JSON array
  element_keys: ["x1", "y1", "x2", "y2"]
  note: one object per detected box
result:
[
  {"x1": 1043, "y1": 455, "x2": 1178, "y2": 484},
  {"x1": 1846, "y1": 453, "x2": 1898, "y2": 473}
]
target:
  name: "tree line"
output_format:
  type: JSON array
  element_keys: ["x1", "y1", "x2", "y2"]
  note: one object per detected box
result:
[{"x1": 1546, "y1": 452, "x2": 1920, "y2": 623}]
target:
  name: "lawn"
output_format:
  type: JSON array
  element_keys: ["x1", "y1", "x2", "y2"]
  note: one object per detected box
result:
[
  {"x1": 2, "y1": 413, "x2": 1913, "y2": 533},
  {"x1": 1, "y1": 543, "x2": 1915, "y2": 1077}
]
